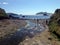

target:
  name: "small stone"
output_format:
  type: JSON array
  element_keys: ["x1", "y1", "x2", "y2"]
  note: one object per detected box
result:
[
  {"x1": 25, "y1": 38, "x2": 29, "y2": 41},
  {"x1": 48, "y1": 37, "x2": 52, "y2": 40}
]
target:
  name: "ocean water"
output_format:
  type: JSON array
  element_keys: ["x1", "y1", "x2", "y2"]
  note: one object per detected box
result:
[{"x1": 19, "y1": 15, "x2": 50, "y2": 19}]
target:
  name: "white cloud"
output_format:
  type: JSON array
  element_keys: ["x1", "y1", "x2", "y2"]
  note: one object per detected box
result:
[
  {"x1": 0, "y1": 2, "x2": 8, "y2": 5},
  {"x1": 2, "y1": 2, "x2": 8, "y2": 5}
]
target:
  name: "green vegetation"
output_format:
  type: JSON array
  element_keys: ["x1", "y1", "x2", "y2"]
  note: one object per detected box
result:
[
  {"x1": 36, "y1": 12, "x2": 47, "y2": 15},
  {"x1": 0, "y1": 8, "x2": 9, "y2": 19},
  {"x1": 49, "y1": 9, "x2": 60, "y2": 40}
]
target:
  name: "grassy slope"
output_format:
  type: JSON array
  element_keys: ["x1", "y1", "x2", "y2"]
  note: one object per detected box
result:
[{"x1": 48, "y1": 9, "x2": 60, "y2": 41}]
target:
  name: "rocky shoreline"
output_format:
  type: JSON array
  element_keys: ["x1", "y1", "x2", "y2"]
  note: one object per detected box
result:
[
  {"x1": 19, "y1": 26, "x2": 60, "y2": 45},
  {"x1": 0, "y1": 19, "x2": 27, "y2": 39},
  {"x1": 0, "y1": 19, "x2": 60, "y2": 45}
]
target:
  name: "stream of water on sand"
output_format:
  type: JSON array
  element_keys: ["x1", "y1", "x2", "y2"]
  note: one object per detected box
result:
[{"x1": 0, "y1": 20, "x2": 45, "y2": 45}]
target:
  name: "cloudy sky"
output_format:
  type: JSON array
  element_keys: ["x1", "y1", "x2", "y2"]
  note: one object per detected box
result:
[{"x1": 0, "y1": 0, "x2": 60, "y2": 15}]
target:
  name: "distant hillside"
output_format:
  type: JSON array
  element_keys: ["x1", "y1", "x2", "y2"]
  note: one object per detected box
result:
[
  {"x1": 0, "y1": 8, "x2": 20, "y2": 19},
  {"x1": 36, "y1": 12, "x2": 52, "y2": 16},
  {"x1": 7, "y1": 13, "x2": 20, "y2": 19},
  {"x1": 49, "y1": 9, "x2": 60, "y2": 39}
]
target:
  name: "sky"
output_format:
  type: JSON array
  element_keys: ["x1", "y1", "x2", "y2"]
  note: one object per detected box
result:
[{"x1": 0, "y1": 0, "x2": 60, "y2": 15}]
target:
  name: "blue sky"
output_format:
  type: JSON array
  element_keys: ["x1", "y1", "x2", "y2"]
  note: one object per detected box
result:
[{"x1": 0, "y1": 0, "x2": 60, "y2": 15}]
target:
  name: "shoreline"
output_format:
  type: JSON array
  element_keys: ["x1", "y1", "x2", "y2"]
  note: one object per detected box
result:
[{"x1": 0, "y1": 19, "x2": 27, "y2": 38}]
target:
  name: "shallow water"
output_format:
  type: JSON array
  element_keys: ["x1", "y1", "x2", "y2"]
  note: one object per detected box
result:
[{"x1": 0, "y1": 20, "x2": 45, "y2": 45}]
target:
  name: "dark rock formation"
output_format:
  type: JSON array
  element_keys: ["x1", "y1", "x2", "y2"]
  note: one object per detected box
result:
[{"x1": 48, "y1": 9, "x2": 60, "y2": 39}]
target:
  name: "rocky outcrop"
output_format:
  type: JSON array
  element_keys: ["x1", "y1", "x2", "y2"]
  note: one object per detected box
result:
[{"x1": 48, "y1": 9, "x2": 60, "y2": 39}]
